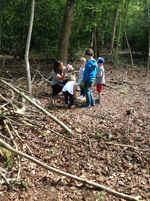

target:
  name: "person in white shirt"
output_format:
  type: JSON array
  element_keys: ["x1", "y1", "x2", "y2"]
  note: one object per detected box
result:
[
  {"x1": 62, "y1": 75, "x2": 77, "y2": 108},
  {"x1": 77, "y1": 57, "x2": 86, "y2": 100}
]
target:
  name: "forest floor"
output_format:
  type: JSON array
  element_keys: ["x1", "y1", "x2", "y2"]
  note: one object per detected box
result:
[{"x1": 0, "y1": 55, "x2": 150, "y2": 201}]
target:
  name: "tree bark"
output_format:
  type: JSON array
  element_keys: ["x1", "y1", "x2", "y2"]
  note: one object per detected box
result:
[
  {"x1": 109, "y1": 6, "x2": 119, "y2": 54},
  {"x1": 24, "y1": 0, "x2": 35, "y2": 94},
  {"x1": 146, "y1": 30, "x2": 150, "y2": 75},
  {"x1": 57, "y1": 0, "x2": 76, "y2": 65},
  {"x1": 0, "y1": 12, "x2": 3, "y2": 49},
  {"x1": 0, "y1": 138, "x2": 140, "y2": 201},
  {"x1": 124, "y1": 28, "x2": 134, "y2": 71},
  {"x1": 101, "y1": 8, "x2": 110, "y2": 52}
]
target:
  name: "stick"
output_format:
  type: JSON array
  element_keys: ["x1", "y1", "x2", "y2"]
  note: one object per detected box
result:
[
  {"x1": 0, "y1": 139, "x2": 140, "y2": 201},
  {"x1": 0, "y1": 79, "x2": 73, "y2": 134}
]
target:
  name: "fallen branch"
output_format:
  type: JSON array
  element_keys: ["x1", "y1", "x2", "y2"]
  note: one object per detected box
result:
[
  {"x1": 0, "y1": 178, "x2": 16, "y2": 185},
  {"x1": 105, "y1": 142, "x2": 137, "y2": 149},
  {"x1": 0, "y1": 79, "x2": 72, "y2": 134},
  {"x1": 0, "y1": 139, "x2": 140, "y2": 201}
]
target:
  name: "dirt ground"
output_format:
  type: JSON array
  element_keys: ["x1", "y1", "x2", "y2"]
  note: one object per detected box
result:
[{"x1": 0, "y1": 57, "x2": 150, "y2": 201}]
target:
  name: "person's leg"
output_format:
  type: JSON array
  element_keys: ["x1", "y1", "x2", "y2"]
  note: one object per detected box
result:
[
  {"x1": 95, "y1": 84, "x2": 102, "y2": 104},
  {"x1": 52, "y1": 81, "x2": 66, "y2": 95},
  {"x1": 63, "y1": 91, "x2": 68, "y2": 104},
  {"x1": 90, "y1": 90, "x2": 95, "y2": 106},
  {"x1": 68, "y1": 93, "x2": 74, "y2": 106},
  {"x1": 81, "y1": 87, "x2": 85, "y2": 97},
  {"x1": 62, "y1": 78, "x2": 68, "y2": 85},
  {"x1": 84, "y1": 81, "x2": 92, "y2": 106},
  {"x1": 80, "y1": 86, "x2": 83, "y2": 96}
]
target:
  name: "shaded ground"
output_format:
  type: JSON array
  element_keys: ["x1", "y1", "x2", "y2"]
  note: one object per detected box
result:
[{"x1": 0, "y1": 56, "x2": 150, "y2": 201}]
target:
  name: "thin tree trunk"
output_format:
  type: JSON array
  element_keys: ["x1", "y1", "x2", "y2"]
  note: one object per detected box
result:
[
  {"x1": 146, "y1": 30, "x2": 150, "y2": 75},
  {"x1": 24, "y1": 0, "x2": 35, "y2": 94},
  {"x1": 109, "y1": 6, "x2": 119, "y2": 54},
  {"x1": 0, "y1": 12, "x2": 3, "y2": 49},
  {"x1": 124, "y1": 28, "x2": 134, "y2": 71},
  {"x1": 57, "y1": 0, "x2": 76, "y2": 65},
  {"x1": 101, "y1": 8, "x2": 110, "y2": 52},
  {"x1": 0, "y1": 139, "x2": 139, "y2": 201},
  {"x1": 92, "y1": 26, "x2": 97, "y2": 59}
]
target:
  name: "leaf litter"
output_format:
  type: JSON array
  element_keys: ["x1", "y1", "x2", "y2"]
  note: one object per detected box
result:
[{"x1": 0, "y1": 61, "x2": 150, "y2": 201}]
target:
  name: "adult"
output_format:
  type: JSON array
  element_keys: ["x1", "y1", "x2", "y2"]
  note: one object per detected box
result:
[{"x1": 51, "y1": 60, "x2": 73, "y2": 95}]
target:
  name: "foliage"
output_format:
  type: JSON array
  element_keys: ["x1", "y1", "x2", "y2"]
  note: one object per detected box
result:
[{"x1": 0, "y1": 0, "x2": 150, "y2": 59}]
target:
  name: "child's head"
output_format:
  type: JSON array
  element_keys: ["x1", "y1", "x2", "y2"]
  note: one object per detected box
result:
[
  {"x1": 85, "y1": 48, "x2": 94, "y2": 56},
  {"x1": 69, "y1": 74, "x2": 76, "y2": 82},
  {"x1": 79, "y1": 57, "x2": 86, "y2": 67},
  {"x1": 97, "y1": 57, "x2": 105, "y2": 67}
]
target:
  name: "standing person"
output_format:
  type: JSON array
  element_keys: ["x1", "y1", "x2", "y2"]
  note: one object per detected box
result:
[
  {"x1": 95, "y1": 57, "x2": 105, "y2": 104},
  {"x1": 62, "y1": 75, "x2": 77, "y2": 108},
  {"x1": 77, "y1": 57, "x2": 86, "y2": 100},
  {"x1": 51, "y1": 60, "x2": 73, "y2": 96},
  {"x1": 81, "y1": 48, "x2": 98, "y2": 107}
]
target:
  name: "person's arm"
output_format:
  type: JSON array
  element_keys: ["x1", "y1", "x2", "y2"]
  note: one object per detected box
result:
[
  {"x1": 82, "y1": 63, "x2": 89, "y2": 82},
  {"x1": 96, "y1": 68, "x2": 103, "y2": 77},
  {"x1": 57, "y1": 66, "x2": 68, "y2": 81}
]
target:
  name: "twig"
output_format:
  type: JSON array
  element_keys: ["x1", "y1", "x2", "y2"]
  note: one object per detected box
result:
[
  {"x1": 8, "y1": 120, "x2": 32, "y2": 154},
  {"x1": 29, "y1": 120, "x2": 81, "y2": 143},
  {"x1": 105, "y1": 142, "x2": 137, "y2": 149},
  {"x1": 0, "y1": 171, "x2": 17, "y2": 191},
  {"x1": 3, "y1": 119, "x2": 21, "y2": 181}
]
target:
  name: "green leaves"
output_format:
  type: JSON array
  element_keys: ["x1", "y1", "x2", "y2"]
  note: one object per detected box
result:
[
  {"x1": 120, "y1": 89, "x2": 128, "y2": 94},
  {"x1": 97, "y1": 192, "x2": 104, "y2": 200}
]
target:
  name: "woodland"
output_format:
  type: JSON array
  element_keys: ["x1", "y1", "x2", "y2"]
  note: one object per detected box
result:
[{"x1": 0, "y1": 0, "x2": 150, "y2": 201}]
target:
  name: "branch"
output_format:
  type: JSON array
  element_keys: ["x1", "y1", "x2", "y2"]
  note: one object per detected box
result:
[
  {"x1": 0, "y1": 79, "x2": 73, "y2": 134},
  {"x1": 0, "y1": 139, "x2": 140, "y2": 201}
]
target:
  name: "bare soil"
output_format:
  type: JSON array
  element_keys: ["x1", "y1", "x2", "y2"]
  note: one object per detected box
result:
[{"x1": 0, "y1": 57, "x2": 150, "y2": 201}]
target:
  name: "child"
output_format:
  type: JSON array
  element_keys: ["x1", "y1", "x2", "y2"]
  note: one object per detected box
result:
[
  {"x1": 81, "y1": 48, "x2": 98, "y2": 107},
  {"x1": 77, "y1": 57, "x2": 86, "y2": 100},
  {"x1": 62, "y1": 75, "x2": 77, "y2": 108},
  {"x1": 95, "y1": 57, "x2": 105, "y2": 104}
]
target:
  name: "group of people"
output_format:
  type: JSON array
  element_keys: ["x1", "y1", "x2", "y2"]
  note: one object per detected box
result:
[{"x1": 51, "y1": 48, "x2": 105, "y2": 108}]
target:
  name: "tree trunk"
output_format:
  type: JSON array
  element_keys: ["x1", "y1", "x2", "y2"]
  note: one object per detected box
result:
[
  {"x1": 24, "y1": 0, "x2": 35, "y2": 94},
  {"x1": 101, "y1": 8, "x2": 110, "y2": 52},
  {"x1": 92, "y1": 26, "x2": 98, "y2": 59},
  {"x1": 124, "y1": 28, "x2": 133, "y2": 71},
  {"x1": 0, "y1": 12, "x2": 3, "y2": 49},
  {"x1": 109, "y1": 6, "x2": 119, "y2": 54},
  {"x1": 57, "y1": 0, "x2": 76, "y2": 65},
  {"x1": 146, "y1": 30, "x2": 150, "y2": 76}
]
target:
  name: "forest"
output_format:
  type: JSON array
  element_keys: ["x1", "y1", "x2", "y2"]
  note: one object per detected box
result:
[{"x1": 0, "y1": 0, "x2": 150, "y2": 201}]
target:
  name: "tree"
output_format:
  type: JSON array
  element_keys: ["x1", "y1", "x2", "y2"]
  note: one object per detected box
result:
[
  {"x1": 24, "y1": 0, "x2": 35, "y2": 94},
  {"x1": 109, "y1": 4, "x2": 120, "y2": 54},
  {"x1": 57, "y1": 0, "x2": 76, "y2": 65}
]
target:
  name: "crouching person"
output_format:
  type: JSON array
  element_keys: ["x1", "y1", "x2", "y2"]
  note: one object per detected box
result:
[{"x1": 62, "y1": 75, "x2": 77, "y2": 108}]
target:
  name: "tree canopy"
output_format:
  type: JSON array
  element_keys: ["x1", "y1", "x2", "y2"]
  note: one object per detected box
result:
[{"x1": 0, "y1": 0, "x2": 150, "y2": 61}]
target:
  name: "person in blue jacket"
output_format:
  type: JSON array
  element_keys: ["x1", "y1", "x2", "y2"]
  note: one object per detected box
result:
[{"x1": 81, "y1": 48, "x2": 98, "y2": 107}]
